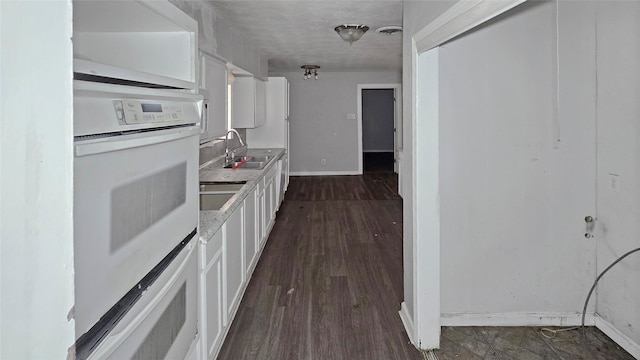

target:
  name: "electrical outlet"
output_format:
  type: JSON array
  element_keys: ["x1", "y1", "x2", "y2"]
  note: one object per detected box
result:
[
  {"x1": 609, "y1": 173, "x2": 620, "y2": 192},
  {"x1": 321, "y1": 158, "x2": 326, "y2": 165}
]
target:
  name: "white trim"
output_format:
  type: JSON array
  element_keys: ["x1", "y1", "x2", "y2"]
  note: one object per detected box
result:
[
  {"x1": 440, "y1": 312, "x2": 596, "y2": 327},
  {"x1": 595, "y1": 314, "x2": 640, "y2": 359},
  {"x1": 412, "y1": 47, "x2": 441, "y2": 350},
  {"x1": 357, "y1": 83, "x2": 402, "y2": 175},
  {"x1": 399, "y1": 302, "x2": 415, "y2": 343},
  {"x1": 289, "y1": 170, "x2": 360, "y2": 177},
  {"x1": 408, "y1": 0, "x2": 530, "y2": 351},
  {"x1": 414, "y1": 0, "x2": 527, "y2": 54}
]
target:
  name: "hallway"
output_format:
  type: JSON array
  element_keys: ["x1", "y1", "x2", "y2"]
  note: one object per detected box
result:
[{"x1": 217, "y1": 174, "x2": 421, "y2": 359}]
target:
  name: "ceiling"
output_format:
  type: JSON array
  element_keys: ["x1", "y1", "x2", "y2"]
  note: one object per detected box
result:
[{"x1": 209, "y1": 1, "x2": 404, "y2": 73}]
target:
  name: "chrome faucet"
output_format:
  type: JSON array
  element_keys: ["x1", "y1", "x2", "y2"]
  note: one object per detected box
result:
[{"x1": 224, "y1": 128, "x2": 246, "y2": 164}]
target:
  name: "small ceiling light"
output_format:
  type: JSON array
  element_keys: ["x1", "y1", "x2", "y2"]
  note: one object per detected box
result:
[
  {"x1": 375, "y1": 25, "x2": 403, "y2": 35},
  {"x1": 334, "y1": 24, "x2": 369, "y2": 45},
  {"x1": 301, "y1": 65, "x2": 320, "y2": 80}
]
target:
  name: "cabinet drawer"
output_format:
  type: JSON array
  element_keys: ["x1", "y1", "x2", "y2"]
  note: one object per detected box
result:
[{"x1": 201, "y1": 228, "x2": 222, "y2": 267}]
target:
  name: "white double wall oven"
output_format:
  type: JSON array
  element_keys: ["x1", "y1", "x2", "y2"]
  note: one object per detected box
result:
[
  {"x1": 73, "y1": 77, "x2": 202, "y2": 359},
  {"x1": 71, "y1": 1, "x2": 202, "y2": 358}
]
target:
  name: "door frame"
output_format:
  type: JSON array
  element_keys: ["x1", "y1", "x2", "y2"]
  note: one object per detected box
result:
[
  {"x1": 357, "y1": 83, "x2": 402, "y2": 174},
  {"x1": 404, "y1": 0, "x2": 528, "y2": 349}
]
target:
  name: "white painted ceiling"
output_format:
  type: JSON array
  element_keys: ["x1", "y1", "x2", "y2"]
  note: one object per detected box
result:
[{"x1": 209, "y1": 1, "x2": 404, "y2": 73}]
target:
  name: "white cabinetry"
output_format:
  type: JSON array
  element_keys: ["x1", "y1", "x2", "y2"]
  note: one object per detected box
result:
[
  {"x1": 247, "y1": 77, "x2": 290, "y2": 207},
  {"x1": 244, "y1": 187, "x2": 258, "y2": 276},
  {"x1": 261, "y1": 166, "x2": 278, "y2": 245},
  {"x1": 73, "y1": 0, "x2": 198, "y2": 90},
  {"x1": 200, "y1": 55, "x2": 228, "y2": 142},
  {"x1": 232, "y1": 77, "x2": 266, "y2": 128},
  {"x1": 246, "y1": 77, "x2": 289, "y2": 147},
  {"x1": 200, "y1": 229, "x2": 224, "y2": 360},
  {"x1": 199, "y1": 160, "x2": 282, "y2": 360},
  {"x1": 224, "y1": 204, "x2": 244, "y2": 321},
  {"x1": 257, "y1": 181, "x2": 266, "y2": 247}
]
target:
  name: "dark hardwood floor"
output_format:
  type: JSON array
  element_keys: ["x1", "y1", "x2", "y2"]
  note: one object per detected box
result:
[{"x1": 217, "y1": 174, "x2": 421, "y2": 359}]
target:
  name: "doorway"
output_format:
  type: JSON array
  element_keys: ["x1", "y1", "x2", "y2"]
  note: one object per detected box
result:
[
  {"x1": 362, "y1": 89, "x2": 395, "y2": 173},
  {"x1": 357, "y1": 84, "x2": 402, "y2": 174}
]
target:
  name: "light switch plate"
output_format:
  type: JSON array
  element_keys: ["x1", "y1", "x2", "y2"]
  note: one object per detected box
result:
[{"x1": 609, "y1": 173, "x2": 620, "y2": 192}]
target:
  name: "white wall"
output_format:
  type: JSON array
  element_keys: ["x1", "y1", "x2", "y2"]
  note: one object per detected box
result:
[
  {"x1": 438, "y1": 1, "x2": 597, "y2": 317},
  {"x1": 169, "y1": 0, "x2": 268, "y2": 78},
  {"x1": 0, "y1": 1, "x2": 75, "y2": 358},
  {"x1": 402, "y1": 0, "x2": 456, "y2": 323},
  {"x1": 595, "y1": 1, "x2": 640, "y2": 348},
  {"x1": 274, "y1": 71, "x2": 401, "y2": 175}
]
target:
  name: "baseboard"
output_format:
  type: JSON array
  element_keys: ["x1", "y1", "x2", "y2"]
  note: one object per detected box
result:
[
  {"x1": 595, "y1": 314, "x2": 640, "y2": 359},
  {"x1": 399, "y1": 302, "x2": 415, "y2": 344},
  {"x1": 440, "y1": 312, "x2": 596, "y2": 327},
  {"x1": 289, "y1": 170, "x2": 361, "y2": 176}
]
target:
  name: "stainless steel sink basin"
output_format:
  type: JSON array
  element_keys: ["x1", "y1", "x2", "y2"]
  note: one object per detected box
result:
[
  {"x1": 223, "y1": 160, "x2": 268, "y2": 170},
  {"x1": 200, "y1": 193, "x2": 235, "y2": 211},
  {"x1": 248, "y1": 155, "x2": 273, "y2": 163},
  {"x1": 199, "y1": 182, "x2": 246, "y2": 192},
  {"x1": 199, "y1": 181, "x2": 246, "y2": 210}
]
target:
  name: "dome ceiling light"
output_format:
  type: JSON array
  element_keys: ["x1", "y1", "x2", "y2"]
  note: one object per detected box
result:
[
  {"x1": 334, "y1": 24, "x2": 369, "y2": 45},
  {"x1": 375, "y1": 25, "x2": 403, "y2": 35}
]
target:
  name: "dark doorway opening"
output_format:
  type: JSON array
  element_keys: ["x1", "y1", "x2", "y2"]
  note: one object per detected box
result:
[
  {"x1": 362, "y1": 88, "x2": 395, "y2": 173},
  {"x1": 363, "y1": 152, "x2": 395, "y2": 173}
]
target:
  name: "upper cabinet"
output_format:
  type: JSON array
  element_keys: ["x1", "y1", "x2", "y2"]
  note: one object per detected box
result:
[
  {"x1": 73, "y1": 0, "x2": 198, "y2": 90},
  {"x1": 200, "y1": 55, "x2": 228, "y2": 142},
  {"x1": 246, "y1": 77, "x2": 289, "y2": 149},
  {"x1": 232, "y1": 77, "x2": 266, "y2": 128}
]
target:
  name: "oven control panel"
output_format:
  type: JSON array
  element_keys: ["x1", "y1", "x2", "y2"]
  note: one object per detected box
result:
[{"x1": 113, "y1": 100, "x2": 186, "y2": 125}]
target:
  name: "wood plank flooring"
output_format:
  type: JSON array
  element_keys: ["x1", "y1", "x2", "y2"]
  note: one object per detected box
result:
[{"x1": 217, "y1": 174, "x2": 421, "y2": 359}]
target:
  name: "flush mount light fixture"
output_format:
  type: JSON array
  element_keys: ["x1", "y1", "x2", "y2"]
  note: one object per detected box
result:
[
  {"x1": 301, "y1": 65, "x2": 320, "y2": 80},
  {"x1": 334, "y1": 24, "x2": 369, "y2": 45},
  {"x1": 375, "y1": 25, "x2": 403, "y2": 35}
]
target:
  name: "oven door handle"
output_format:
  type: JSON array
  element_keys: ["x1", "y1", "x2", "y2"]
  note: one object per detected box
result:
[{"x1": 75, "y1": 126, "x2": 200, "y2": 157}]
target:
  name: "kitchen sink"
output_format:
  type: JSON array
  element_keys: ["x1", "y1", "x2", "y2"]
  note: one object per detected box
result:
[
  {"x1": 221, "y1": 155, "x2": 274, "y2": 170},
  {"x1": 223, "y1": 160, "x2": 268, "y2": 170},
  {"x1": 199, "y1": 181, "x2": 246, "y2": 210},
  {"x1": 248, "y1": 155, "x2": 273, "y2": 163},
  {"x1": 200, "y1": 193, "x2": 235, "y2": 211},
  {"x1": 199, "y1": 182, "x2": 246, "y2": 192}
]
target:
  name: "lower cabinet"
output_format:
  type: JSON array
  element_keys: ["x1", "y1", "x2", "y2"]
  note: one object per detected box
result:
[
  {"x1": 224, "y1": 203, "x2": 244, "y2": 321},
  {"x1": 257, "y1": 183, "x2": 265, "y2": 247},
  {"x1": 200, "y1": 229, "x2": 223, "y2": 360},
  {"x1": 199, "y1": 160, "x2": 288, "y2": 360},
  {"x1": 244, "y1": 187, "x2": 258, "y2": 277}
]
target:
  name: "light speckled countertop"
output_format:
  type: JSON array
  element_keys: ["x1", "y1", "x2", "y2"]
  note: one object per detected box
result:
[{"x1": 198, "y1": 148, "x2": 285, "y2": 242}]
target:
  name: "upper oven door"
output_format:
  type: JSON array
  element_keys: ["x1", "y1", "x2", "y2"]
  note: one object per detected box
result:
[{"x1": 73, "y1": 125, "x2": 199, "y2": 336}]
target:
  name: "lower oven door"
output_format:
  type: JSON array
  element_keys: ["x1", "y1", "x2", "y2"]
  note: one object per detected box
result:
[
  {"x1": 74, "y1": 126, "x2": 200, "y2": 336},
  {"x1": 83, "y1": 242, "x2": 198, "y2": 360}
]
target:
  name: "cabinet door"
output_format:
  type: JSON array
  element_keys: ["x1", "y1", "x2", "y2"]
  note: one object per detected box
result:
[
  {"x1": 232, "y1": 77, "x2": 255, "y2": 128},
  {"x1": 203, "y1": 250, "x2": 223, "y2": 360},
  {"x1": 232, "y1": 77, "x2": 266, "y2": 129},
  {"x1": 264, "y1": 178, "x2": 273, "y2": 238},
  {"x1": 224, "y1": 204, "x2": 244, "y2": 321},
  {"x1": 257, "y1": 189, "x2": 265, "y2": 247},
  {"x1": 244, "y1": 188, "x2": 257, "y2": 276},
  {"x1": 201, "y1": 55, "x2": 228, "y2": 141}
]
